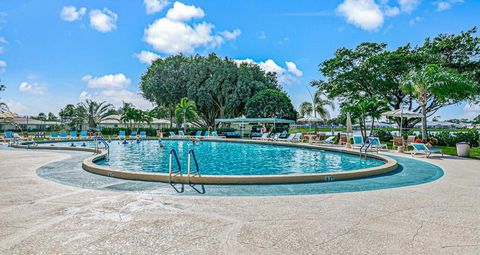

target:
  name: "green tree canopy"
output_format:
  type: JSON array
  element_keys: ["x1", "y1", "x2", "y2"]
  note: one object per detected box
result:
[
  {"x1": 244, "y1": 89, "x2": 297, "y2": 120},
  {"x1": 401, "y1": 64, "x2": 477, "y2": 141},
  {"x1": 313, "y1": 28, "x2": 480, "y2": 127},
  {"x1": 140, "y1": 53, "x2": 280, "y2": 127}
]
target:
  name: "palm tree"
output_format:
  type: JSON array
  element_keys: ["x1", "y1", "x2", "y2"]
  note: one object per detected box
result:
[
  {"x1": 299, "y1": 102, "x2": 313, "y2": 118},
  {"x1": 314, "y1": 90, "x2": 335, "y2": 125},
  {"x1": 80, "y1": 99, "x2": 116, "y2": 130},
  {"x1": 0, "y1": 81, "x2": 8, "y2": 113},
  {"x1": 401, "y1": 64, "x2": 476, "y2": 141},
  {"x1": 175, "y1": 97, "x2": 197, "y2": 133}
]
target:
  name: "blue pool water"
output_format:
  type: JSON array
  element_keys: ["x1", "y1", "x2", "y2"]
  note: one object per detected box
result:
[{"x1": 42, "y1": 140, "x2": 385, "y2": 175}]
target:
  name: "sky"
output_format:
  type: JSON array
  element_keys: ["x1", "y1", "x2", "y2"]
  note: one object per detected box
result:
[{"x1": 0, "y1": 0, "x2": 479, "y2": 120}]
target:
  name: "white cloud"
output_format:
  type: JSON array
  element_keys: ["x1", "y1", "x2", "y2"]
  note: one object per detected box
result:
[
  {"x1": 144, "y1": 0, "x2": 169, "y2": 14},
  {"x1": 409, "y1": 16, "x2": 422, "y2": 26},
  {"x1": 144, "y1": 2, "x2": 240, "y2": 54},
  {"x1": 235, "y1": 59, "x2": 303, "y2": 85},
  {"x1": 60, "y1": 6, "x2": 86, "y2": 21},
  {"x1": 435, "y1": 0, "x2": 464, "y2": 11},
  {"x1": 2, "y1": 99, "x2": 29, "y2": 114},
  {"x1": 135, "y1": 50, "x2": 161, "y2": 64},
  {"x1": 166, "y1": 2, "x2": 204, "y2": 21},
  {"x1": 78, "y1": 90, "x2": 153, "y2": 109},
  {"x1": 89, "y1": 8, "x2": 117, "y2": 32},
  {"x1": 18, "y1": 81, "x2": 45, "y2": 95},
  {"x1": 285, "y1": 62, "x2": 303, "y2": 77},
  {"x1": 220, "y1": 29, "x2": 241, "y2": 40},
  {"x1": 82, "y1": 73, "x2": 131, "y2": 89},
  {"x1": 0, "y1": 37, "x2": 6, "y2": 54},
  {"x1": 397, "y1": 0, "x2": 420, "y2": 13},
  {"x1": 336, "y1": 0, "x2": 384, "y2": 31},
  {"x1": 0, "y1": 60, "x2": 6, "y2": 72},
  {"x1": 462, "y1": 103, "x2": 480, "y2": 119},
  {"x1": 384, "y1": 6, "x2": 400, "y2": 16}
]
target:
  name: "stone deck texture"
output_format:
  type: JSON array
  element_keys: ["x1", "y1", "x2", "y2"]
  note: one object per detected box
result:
[{"x1": 0, "y1": 148, "x2": 479, "y2": 254}]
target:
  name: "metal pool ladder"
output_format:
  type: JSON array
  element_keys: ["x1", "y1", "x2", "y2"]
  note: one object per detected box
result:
[
  {"x1": 359, "y1": 138, "x2": 375, "y2": 159},
  {"x1": 95, "y1": 136, "x2": 110, "y2": 159},
  {"x1": 168, "y1": 149, "x2": 182, "y2": 184},
  {"x1": 187, "y1": 149, "x2": 205, "y2": 193}
]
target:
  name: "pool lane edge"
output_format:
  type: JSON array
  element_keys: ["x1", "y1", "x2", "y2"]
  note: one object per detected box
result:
[{"x1": 12, "y1": 139, "x2": 398, "y2": 184}]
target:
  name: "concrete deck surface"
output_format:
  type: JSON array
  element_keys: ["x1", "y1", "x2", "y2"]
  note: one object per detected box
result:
[{"x1": 0, "y1": 148, "x2": 479, "y2": 254}]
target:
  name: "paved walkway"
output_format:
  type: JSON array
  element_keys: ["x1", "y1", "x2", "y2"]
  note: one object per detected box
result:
[{"x1": 0, "y1": 148, "x2": 479, "y2": 254}]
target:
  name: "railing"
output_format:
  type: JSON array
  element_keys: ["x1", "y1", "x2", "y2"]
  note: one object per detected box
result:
[
  {"x1": 187, "y1": 149, "x2": 200, "y2": 184},
  {"x1": 95, "y1": 136, "x2": 110, "y2": 159},
  {"x1": 168, "y1": 149, "x2": 182, "y2": 184},
  {"x1": 359, "y1": 138, "x2": 375, "y2": 159}
]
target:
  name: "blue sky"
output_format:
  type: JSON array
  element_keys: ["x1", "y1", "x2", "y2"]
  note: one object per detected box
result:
[{"x1": 0, "y1": 0, "x2": 479, "y2": 119}]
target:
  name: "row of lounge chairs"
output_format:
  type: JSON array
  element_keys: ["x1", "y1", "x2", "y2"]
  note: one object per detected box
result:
[
  {"x1": 169, "y1": 130, "x2": 219, "y2": 138},
  {"x1": 118, "y1": 131, "x2": 147, "y2": 139}
]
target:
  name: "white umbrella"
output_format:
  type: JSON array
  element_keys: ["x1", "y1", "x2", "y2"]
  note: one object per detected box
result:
[
  {"x1": 346, "y1": 113, "x2": 353, "y2": 134},
  {"x1": 297, "y1": 116, "x2": 323, "y2": 123},
  {"x1": 381, "y1": 109, "x2": 422, "y2": 136}
]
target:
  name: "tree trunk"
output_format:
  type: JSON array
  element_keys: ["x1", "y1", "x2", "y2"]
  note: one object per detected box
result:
[
  {"x1": 421, "y1": 103, "x2": 427, "y2": 142},
  {"x1": 183, "y1": 111, "x2": 186, "y2": 133},
  {"x1": 370, "y1": 118, "x2": 375, "y2": 137}
]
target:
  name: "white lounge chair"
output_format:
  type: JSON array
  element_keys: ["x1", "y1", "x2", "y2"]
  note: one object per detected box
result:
[
  {"x1": 411, "y1": 143, "x2": 443, "y2": 158},
  {"x1": 278, "y1": 134, "x2": 294, "y2": 142},
  {"x1": 291, "y1": 133, "x2": 302, "y2": 143}
]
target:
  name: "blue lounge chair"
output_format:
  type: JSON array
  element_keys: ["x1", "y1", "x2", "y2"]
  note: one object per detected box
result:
[
  {"x1": 80, "y1": 131, "x2": 88, "y2": 139},
  {"x1": 118, "y1": 130, "x2": 126, "y2": 139},
  {"x1": 195, "y1": 131, "x2": 202, "y2": 138},
  {"x1": 203, "y1": 131, "x2": 210, "y2": 137},
  {"x1": 178, "y1": 131, "x2": 185, "y2": 137},
  {"x1": 50, "y1": 132, "x2": 58, "y2": 139},
  {"x1": 278, "y1": 133, "x2": 294, "y2": 142},
  {"x1": 130, "y1": 131, "x2": 137, "y2": 138},
  {"x1": 411, "y1": 143, "x2": 443, "y2": 158},
  {"x1": 369, "y1": 137, "x2": 388, "y2": 150},
  {"x1": 60, "y1": 131, "x2": 67, "y2": 139},
  {"x1": 291, "y1": 133, "x2": 302, "y2": 142},
  {"x1": 352, "y1": 135, "x2": 364, "y2": 148},
  {"x1": 139, "y1": 131, "x2": 147, "y2": 138},
  {"x1": 211, "y1": 131, "x2": 218, "y2": 138},
  {"x1": 253, "y1": 132, "x2": 270, "y2": 140},
  {"x1": 5, "y1": 131, "x2": 14, "y2": 139},
  {"x1": 70, "y1": 131, "x2": 77, "y2": 139},
  {"x1": 169, "y1": 131, "x2": 177, "y2": 137}
]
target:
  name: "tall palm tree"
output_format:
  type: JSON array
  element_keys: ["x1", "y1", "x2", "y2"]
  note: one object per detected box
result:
[
  {"x1": 80, "y1": 99, "x2": 116, "y2": 130},
  {"x1": 175, "y1": 97, "x2": 197, "y2": 133},
  {"x1": 299, "y1": 102, "x2": 313, "y2": 118},
  {"x1": 0, "y1": 81, "x2": 8, "y2": 113},
  {"x1": 401, "y1": 64, "x2": 476, "y2": 141}
]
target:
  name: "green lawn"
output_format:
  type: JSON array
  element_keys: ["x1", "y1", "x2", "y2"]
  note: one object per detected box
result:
[{"x1": 436, "y1": 146, "x2": 480, "y2": 159}]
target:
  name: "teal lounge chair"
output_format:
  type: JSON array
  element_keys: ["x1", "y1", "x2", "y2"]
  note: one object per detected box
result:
[
  {"x1": 278, "y1": 134, "x2": 294, "y2": 142},
  {"x1": 130, "y1": 131, "x2": 137, "y2": 138},
  {"x1": 253, "y1": 132, "x2": 270, "y2": 140},
  {"x1": 80, "y1": 131, "x2": 88, "y2": 139},
  {"x1": 203, "y1": 131, "x2": 210, "y2": 137},
  {"x1": 322, "y1": 136, "x2": 336, "y2": 144},
  {"x1": 291, "y1": 133, "x2": 302, "y2": 142},
  {"x1": 411, "y1": 143, "x2": 443, "y2": 158},
  {"x1": 118, "y1": 130, "x2": 126, "y2": 139},
  {"x1": 352, "y1": 135, "x2": 364, "y2": 148},
  {"x1": 169, "y1": 131, "x2": 176, "y2": 137},
  {"x1": 139, "y1": 131, "x2": 147, "y2": 138},
  {"x1": 60, "y1": 131, "x2": 67, "y2": 139},
  {"x1": 70, "y1": 131, "x2": 77, "y2": 139},
  {"x1": 178, "y1": 131, "x2": 185, "y2": 137},
  {"x1": 369, "y1": 137, "x2": 388, "y2": 150},
  {"x1": 211, "y1": 131, "x2": 218, "y2": 137},
  {"x1": 50, "y1": 132, "x2": 58, "y2": 139},
  {"x1": 194, "y1": 131, "x2": 202, "y2": 138}
]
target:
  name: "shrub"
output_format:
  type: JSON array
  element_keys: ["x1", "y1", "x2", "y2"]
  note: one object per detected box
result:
[
  {"x1": 431, "y1": 130, "x2": 479, "y2": 147},
  {"x1": 371, "y1": 129, "x2": 393, "y2": 142}
]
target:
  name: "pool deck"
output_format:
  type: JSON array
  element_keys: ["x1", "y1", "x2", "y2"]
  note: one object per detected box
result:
[{"x1": 1, "y1": 148, "x2": 479, "y2": 254}]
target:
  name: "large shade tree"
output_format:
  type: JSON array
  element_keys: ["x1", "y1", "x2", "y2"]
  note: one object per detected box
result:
[
  {"x1": 401, "y1": 64, "x2": 477, "y2": 141},
  {"x1": 313, "y1": 28, "x2": 480, "y2": 128},
  {"x1": 244, "y1": 89, "x2": 297, "y2": 120},
  {"x1": 140, "y1": 53, "x2": 280, "y2": 127}
]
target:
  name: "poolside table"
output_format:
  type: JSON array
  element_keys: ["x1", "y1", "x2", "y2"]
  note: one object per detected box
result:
[{"x1": 303, "y1": 134, "x2": 317, "y2": 144}]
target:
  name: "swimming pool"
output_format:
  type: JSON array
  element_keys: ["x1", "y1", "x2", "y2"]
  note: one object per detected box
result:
[{"x1": 42, "y1": 139, "x2": 385, "y2": 175}]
